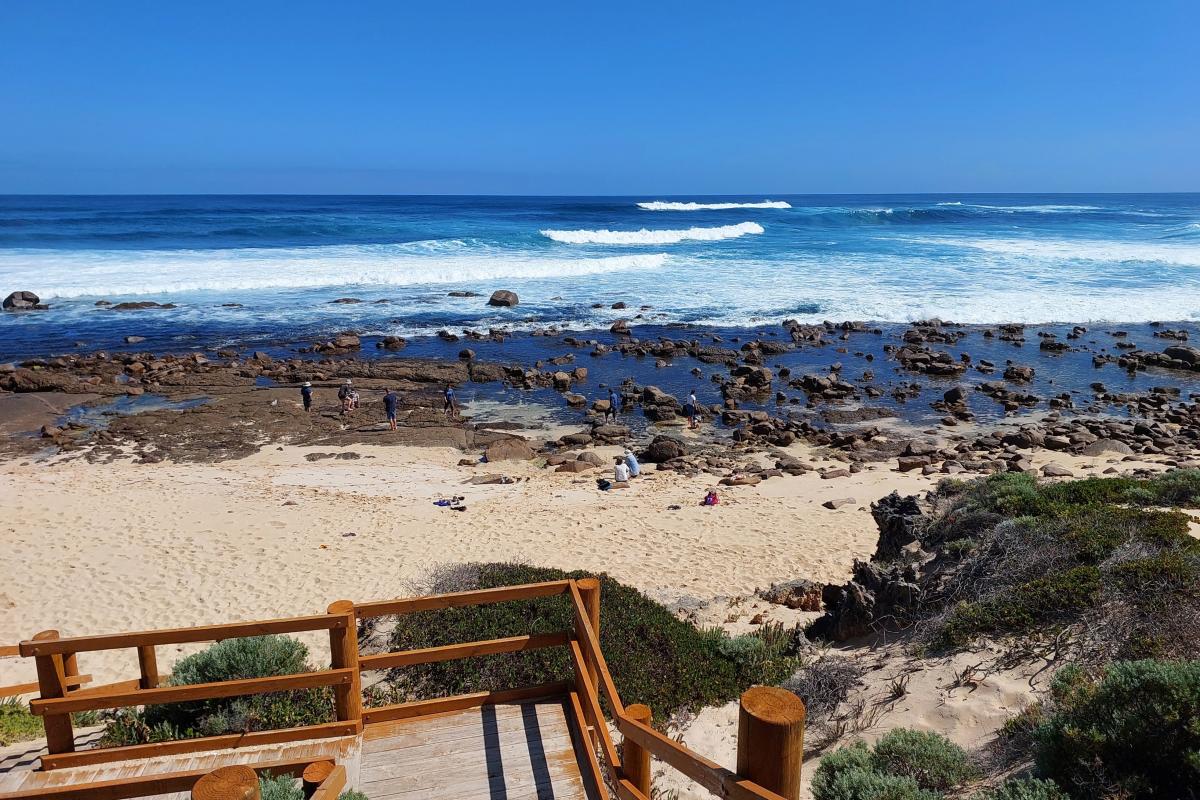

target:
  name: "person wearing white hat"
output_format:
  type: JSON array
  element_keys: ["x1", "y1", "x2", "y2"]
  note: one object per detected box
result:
[{"x1": 300, "y1": 381, "x2": 313, "y2": 412}]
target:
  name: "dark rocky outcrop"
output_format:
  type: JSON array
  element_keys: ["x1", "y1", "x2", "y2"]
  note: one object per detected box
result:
[
  {"x1": 487, "y1": 290, "x2": 519, "y2": 307},
  {"x1": 4, "y1": 291, "x2": 49, "y2": 311}
]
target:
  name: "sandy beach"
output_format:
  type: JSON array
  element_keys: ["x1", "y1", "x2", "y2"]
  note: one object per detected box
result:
[{"x1": 0, "y1": 435, "x2": 1170, "y2": 690}]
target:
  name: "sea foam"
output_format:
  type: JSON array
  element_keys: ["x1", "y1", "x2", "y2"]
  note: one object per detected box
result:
[
  {"x1": 0, "y1": 246, "x2": 669, "y2": 299},
  {"x1": 541, "y1": 221, "x2": 764, "y2": 245},
  {"x1": 637, "y1": 200, "x2": 791, "y2": 211}
]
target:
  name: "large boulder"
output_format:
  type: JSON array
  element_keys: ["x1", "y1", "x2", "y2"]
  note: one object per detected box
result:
[
  {"x1": 807, "y1": 561, "x2": 921, "y2": 642},
  {"x1": 1163, "y1": 344, "x2": 1200, "y2": 366},
  {"x1": 483, "y1": 438, "x2": 535, "y2": 462},
  {"x1": 643, "y1": 435, "x2": 686, "y2": 463},
  {"x1": 331, "y1": 333, "x2": 361, "y2": 349},
  {"x1": 487, "y1": 290, "x2": 519, "y2": 307},
  {"x1": 759, "y1": 579, "x2": 824, "y2": 612},
  {"x1": 3, "y1": 291, "x2": 48, "y2": 311},
  {"x1": 1080, "y1": 438, "x2": 1135, "y2": 457}
]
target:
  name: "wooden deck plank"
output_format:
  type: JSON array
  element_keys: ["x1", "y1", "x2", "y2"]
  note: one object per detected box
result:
[{"x1": 359, "y1": 700, "x2": 587, "y2": 799}]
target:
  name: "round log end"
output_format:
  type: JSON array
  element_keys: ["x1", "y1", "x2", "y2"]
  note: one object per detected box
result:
[
  {"x1": 192, "y1": 765, "x2": 259, "y2": 800},
  {"x1": 576, "y1": 577, "x2": 600, "y2": 592},
  {"x1": 626, "y1": 703, "x2": 652, "y2": 724},
  {"x1": 302, "y1": 759, "x2": 335, "y2": 786},
  {"x1": 740, "y1": 685, "x2": 806, "y2": 728},
  {"x1": 327, "y1": 600, "x2": 355, "y2": 615}
]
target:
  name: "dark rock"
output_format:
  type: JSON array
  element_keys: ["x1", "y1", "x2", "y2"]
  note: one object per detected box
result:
[
  {"x1": 483, "y1": 438, "x2": 535, "y2": 461},
  {"x1": 759, "y1": 579, "x2": 823, "y2": 611},
  {"x1": 643, "y1": 435, "x2": 686, "y2": 463},
  {"x1": 487, "y1": 290, "x2": 519, "y2": 307},
  {"x1": 871, "y1": 491, "x2": 923, "y2": 559},
  {"x1": 4, "y1": 291, "x2": 48, "y2": 311}
]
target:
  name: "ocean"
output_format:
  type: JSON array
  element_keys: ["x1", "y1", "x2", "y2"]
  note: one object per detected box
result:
[{"x1": 1, "y1": 194, "x2": 1198, "y2": 359}]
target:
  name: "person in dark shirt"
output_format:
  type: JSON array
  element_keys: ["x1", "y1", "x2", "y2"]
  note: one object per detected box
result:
[
  {"x1": 300, "y1": 381, "x2": 313, "y2": 412},
  {"x1": 443, "y1": 385, "x2": 457, "y2": 416},
  {"x1": 383, "y1": 388, "x2": 399, "y2": 431},
  {"x1": 606, "y1": 388, "x2": 619, "y2": 422}
]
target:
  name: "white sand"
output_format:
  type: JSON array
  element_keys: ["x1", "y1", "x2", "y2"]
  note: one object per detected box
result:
[{"x1": 0, "y1": 438, "x2": 1179, "y2": 799}]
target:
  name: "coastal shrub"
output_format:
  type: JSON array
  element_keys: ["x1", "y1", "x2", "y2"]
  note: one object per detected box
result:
[
  {"x1": 811, "y1": 730, "x2": 974, "y2": 800},
  {"x1": 971, "y1": 778, "x2": 1067, "y2": 800},
  {"x1": 781, "y1": 655, "x2": 865, "y2": 718},
  {"x1": 870, "y1": 728, "x2": 978, "y2": 792},
  {"x1": 101, "y1": 635, "x2": 334, "y2": 745},
  {"x1": 0, "y1": 696, "x2": 44, "y2": 745},
  {"x1": 1034, "y1": 660, "x2": 1200, "y2": 799},
  {"x1": 377, "y1": 563, "x2": 799, "y2": 719},
  {"x1": 919, "y1": 471, "x2": 1200, "y2": 654},
  {"x1": 259, "y1": 774, "x2": 303, "y2": 800}
]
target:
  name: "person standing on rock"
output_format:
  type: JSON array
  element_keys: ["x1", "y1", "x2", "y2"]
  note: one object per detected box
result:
[
  {"x1": 688, "y1": 389, "x2": 700, "y2": 429},
  {"x1": 301, "y1": 381, "x2": 313, "y2": 412},
  {"x1": 443, "y1": 385, "x2": 457, "y2": 417},
  {"x1": 606, "y1": 388, "x2": 619, "y2": 422},
  {"x1": 383, "y1": 388, "x2": 400, "y2": 431},
  {"x1": 338, "y1": 380, "x2": 353, "y2": 414}
]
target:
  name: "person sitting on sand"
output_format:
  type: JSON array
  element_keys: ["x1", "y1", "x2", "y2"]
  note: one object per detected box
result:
[
  {"x1": 300, "y1": 381, "x2": 313, "y2": 412},
  {"x1": 623, "y1": 448, "x2": 640, "y2": 477},
  {"x1": 383, "y1": 387, "x2": 399, "y2": 431},
  {"x1": 444, "y1": 384, "x2": 457, "y2": 416},
  {"x1": 614, "y1": 460, "x2": 630, "y2": 484},
  {"x1": 688, "y1": 389, "x2": 700, "y2": 429}
]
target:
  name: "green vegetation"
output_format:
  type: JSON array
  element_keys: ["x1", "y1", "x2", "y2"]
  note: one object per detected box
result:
[
  {"x1": 811, "y1": 729, "x2": 976, "y2": 800},
  {"x1": 258, "y1": 774, "x2": 367, "y2": 800},
  {"x1": 971, "y1": 778, "x2": 1068, "y2": 800},
  {"x1": 101, "y1": 635, "x2": 334, "y2": 746},
  {"x1": 372, "y1": 563, "x2": 799, "y2": 719},
  {"x1": 0, "y1": 696, "x2": 43, "y2": 746},
  {"x1": 923, "y1": 472, "x2": 1200, "y2": 654},
  {"x1": 1034, "y1": 660, "x2": 1200, "y2": 799}
]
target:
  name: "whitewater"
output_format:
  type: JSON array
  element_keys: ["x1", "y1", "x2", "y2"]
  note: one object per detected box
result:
[{"x1": 1, "y1": 193, "x2": 1198, "y2": 357}]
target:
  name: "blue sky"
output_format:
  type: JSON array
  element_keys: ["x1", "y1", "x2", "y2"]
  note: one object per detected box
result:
[{"x1": 1, "y1": 1, "x2": 1196, "y2": 194}]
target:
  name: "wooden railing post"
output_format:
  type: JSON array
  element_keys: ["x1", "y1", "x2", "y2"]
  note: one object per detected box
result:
[
  {"x1": 576, "y1": 578, "x2": 601, "y2": 690},
  {"x1": 326, "y1": 601, "x2": 362, "y2": 726},
  {"x1": 621, "y1": 703, "x2": 653, "y2": 797},
  {"x1": 192, "y1": 764, "x2": 260, "y2": 800},
  {"x1": 137, "y1": 645, "x2": 159, "y2": 689},
  {"x1": 736, "y1": 686, "x2": 806, "y2": 800},
  {"x1": 31, "y1": 630, "x2": 74, "y2": 754},
  {"x1": 301, "y1": 760, "x2": 334, "y2": 798}
]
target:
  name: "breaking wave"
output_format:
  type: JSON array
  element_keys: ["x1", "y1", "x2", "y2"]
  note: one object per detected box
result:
[
  {"x1": 541, "y1": 221, "x2": 764, "y2": 245},
  {"x1": 637, "y1": 200, "x2": 791, "y2": 211},
  {"x1": 0, "y1": 245, "x2": 670, "y2": 299}
]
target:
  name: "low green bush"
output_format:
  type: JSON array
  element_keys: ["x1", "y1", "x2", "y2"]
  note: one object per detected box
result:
[
  {"x1": 972, "y1": 778, "x2": 1068, "y2": 800},
  {"x1": 936, "y1": 567, "x2": 1101, "y2": 647},
  {"x1": 256, "y1": 774, "x2": 369, "y2": 800},
  {"x1": 0, "y1": 697, "x2": 43, "y2": 746},
  {"x1": 811, "y1": 729, "x2": 975, "y2": 800},
  {"x1": 101, "y1": 635, "x2": 334, "y2": 745},
  {"x1": 377, "y1": 563, "x2": 799, "y2": 719},
  {"x1": 1034, "y1": 659, "x2": 1200, "y2": 799}
]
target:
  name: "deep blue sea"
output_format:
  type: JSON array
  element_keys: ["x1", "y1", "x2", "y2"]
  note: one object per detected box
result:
[{"x1": 1, "y1": 194, "x2": 1199, "y2": 359}]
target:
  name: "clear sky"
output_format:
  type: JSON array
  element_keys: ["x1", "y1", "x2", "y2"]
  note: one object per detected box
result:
[{"x1": 1, "y1": 0, "x2": 1196, "y2": 194}]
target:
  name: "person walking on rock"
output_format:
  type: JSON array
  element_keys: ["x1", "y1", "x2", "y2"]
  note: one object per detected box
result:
[
  {"x1": 383, "y1": 387, "x2": 400, "y2": 431},
  {"x1": 606, "y1": 388, "x2": 619, "y2": 422},
  {"x1": 300, "y1": 381, "x2": 313, "y2": 412},
  {"x1": 444, "y1": 385, "x2": 457, "y2": 417}
]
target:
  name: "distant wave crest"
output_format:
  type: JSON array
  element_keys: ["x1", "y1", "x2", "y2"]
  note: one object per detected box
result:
[
  {"x1": 935, "y1": 202, "x2": 1102, "y2": 213},
  {"x1": 542, "y1": 221, "x2": 764, "y2": 245},
  {"x1": 637, "y1": 200, "x2": 791, "y2": 211}
]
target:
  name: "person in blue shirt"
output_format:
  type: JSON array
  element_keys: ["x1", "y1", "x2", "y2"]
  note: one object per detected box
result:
[
  {"x1": 606, "y1": 388, "x2": 619, "y2": 422},
  {"x1": 444, "y1": 385, "x2": 457, "y2": 416},
  {"x1": 300, "y1": 381, "x2": 313, "y2": 412},
  {"x1": 623, "y1": 449, "x2": 640, "y2": 477},
  {"x1": 383, "y1": 388, "x2": 399, "y2": 431}
]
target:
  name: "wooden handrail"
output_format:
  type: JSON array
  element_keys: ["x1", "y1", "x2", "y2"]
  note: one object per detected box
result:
[
  {"x1": 568, "y1": 640, "x2": 622, "y2": 781},
  {"x1": 19, "y1": 615, "x2": 346, "y2": 657},
  {"x1": 567, "y1": 581, "x2": 625, "y2": 718},
  {"x1": 30, "y1": 668, "x2": 353, "y2": 716},
  {"x1": 39, "y1": 721, "x2": 359, "y2": 771},
  {"x1": 0, "y1": 673, "x2": 91, "y2": 699},
  {"x1": 0, "y1": 756, "x2": 315, "y2": 800},
  {"x1": 354, "y1": 579, "x2": 571, "y2": 618},
  {"x1": 358, "y1": 631, "x2": 569, "y2": 671},
  {"x1": 0, "y1": 644, "x2": 20, "y2": 658}
]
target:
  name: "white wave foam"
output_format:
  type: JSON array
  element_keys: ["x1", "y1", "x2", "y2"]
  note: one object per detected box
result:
[
  {"x1": 934, "y1": 202, "x2": 1101, "y2": 212},
  {"x1": 541, "y1": 221, "x2": 764, "y2": 245},
  {"x1": 637, "y1": 200, "x2": 791, "y2": 211},
  {"x1": 0, "y1": 245, "x2": 669, "y2": 299},
  {"x1": 896, "y1": 235, "x2": 1200, "y2": 266}
]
